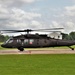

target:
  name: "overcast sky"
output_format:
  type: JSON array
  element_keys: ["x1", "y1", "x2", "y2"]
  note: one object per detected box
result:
[{"x1": 0, "y1": 0, "x2": 75, "y2": 35}]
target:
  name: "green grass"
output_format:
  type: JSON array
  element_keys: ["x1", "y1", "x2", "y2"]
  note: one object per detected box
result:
[{"x1": 0, "y1": 54, "x2": 75, "y2": 75}]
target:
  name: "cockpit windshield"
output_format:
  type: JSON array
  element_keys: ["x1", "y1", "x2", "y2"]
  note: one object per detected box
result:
[{"x1": 5, "y1": 39, "x2": 13, "y2": 44}]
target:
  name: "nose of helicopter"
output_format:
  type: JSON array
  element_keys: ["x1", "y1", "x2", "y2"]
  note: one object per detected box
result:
[{"x1": 1, "y1": 44, "x2": 6, "y2": 48}]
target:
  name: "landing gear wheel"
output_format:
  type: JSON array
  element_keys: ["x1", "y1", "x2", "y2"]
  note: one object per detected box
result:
[
  {"x1": 18, "y1": 47, "x2": 24, "y2": 51},
  {"x1": 72, "y1": 48, "x2": 74, "y2": 51},
  {"x1": 68, "y1": 46, "x2": 74, "y2": 51}
]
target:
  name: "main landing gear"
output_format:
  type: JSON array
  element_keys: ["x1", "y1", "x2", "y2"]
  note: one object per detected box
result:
[
  {"x1": 18, "y1": 47, "x2": 24, "y2": 51},
  {"x1": 68, "y1": 46, "x2": 74, "y2": 50}
]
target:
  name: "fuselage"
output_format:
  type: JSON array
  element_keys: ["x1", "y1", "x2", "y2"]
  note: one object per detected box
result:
[
  {"x1": 1, "y1": 36, "x2": 75, "y2": 48},
  {"x1": 1, "y1": 34, "x2": 75, "y2": 51}
]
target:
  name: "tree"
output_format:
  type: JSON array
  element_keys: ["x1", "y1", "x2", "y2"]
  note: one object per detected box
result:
[
  {"x1": 61, "y1": 33, "x2": 69, "y2": 40},
  {"x1": 0, "y1": 35, "x2": 5, "y2": 42},
  {"x1": 0, "y1": 35, "x2": 9, "y2": 42},
  {"x1": 69, "y1": 32, "x2": 75, "y2": 40}
]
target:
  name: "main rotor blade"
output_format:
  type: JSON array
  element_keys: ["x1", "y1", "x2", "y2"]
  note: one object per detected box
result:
[
  {"x1": 34, "y1": 28, "x2": 64, "y2": 31},
  {"x1": 0, "y1": 28, "x2": 64, "y2": 33}
]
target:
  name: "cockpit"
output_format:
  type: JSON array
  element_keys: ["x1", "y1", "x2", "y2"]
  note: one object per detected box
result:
[
  {"x1": 1, "y1": 38, "x2": 13, "y2": 48},
  {"x1": 5, "y1": 38, "x2": 13, "y2": 44}
]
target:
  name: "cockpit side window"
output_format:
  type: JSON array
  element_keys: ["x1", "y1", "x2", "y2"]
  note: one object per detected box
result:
[
  {"x1": 8, "y1": 39, "x2": 13, "y2": 43},
  {"x1": 5, "y1": 39, "x2": 13, "y2": 43}
]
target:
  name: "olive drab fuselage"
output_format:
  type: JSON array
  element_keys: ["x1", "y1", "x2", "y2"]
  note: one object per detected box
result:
[{"x1": 1, "y1": 34, "x2": 75, "y2": 51}]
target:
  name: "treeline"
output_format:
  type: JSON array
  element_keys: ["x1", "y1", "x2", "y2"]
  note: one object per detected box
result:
[
  {"x1": 0, "y1": 35, "x2": 9, "y2": 42},
  {"x1": 62, "y1": 32, "x2": 75, "y2": 40}
]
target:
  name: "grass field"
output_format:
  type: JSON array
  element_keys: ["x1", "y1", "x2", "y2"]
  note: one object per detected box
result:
[{"x1": 0, "y1": 54, "x2": 75, "y2": 75}]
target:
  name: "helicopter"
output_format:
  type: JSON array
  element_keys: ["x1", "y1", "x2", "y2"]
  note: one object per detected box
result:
[{"x1": 0, "y1": 28, "x2": 75, "y2": 51}]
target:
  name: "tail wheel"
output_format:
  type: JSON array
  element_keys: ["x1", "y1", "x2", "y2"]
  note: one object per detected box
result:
[
  {"x1": 68, "y1": 46, "x2": 74, "y2": 50},
  {"x1": 18, "y1": 47, "x2": 24, "y2": 51}
]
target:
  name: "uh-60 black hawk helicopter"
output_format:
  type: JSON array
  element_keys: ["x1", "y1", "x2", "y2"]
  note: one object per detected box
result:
[{"x1": 1, "y1": 28, "x2": 75, "y2": 51}]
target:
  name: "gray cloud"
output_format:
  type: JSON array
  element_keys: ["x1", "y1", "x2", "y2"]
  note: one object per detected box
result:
[
  {"x1": 0, "y1": 0, "x2": 35, "y2": 7},
  {"x1": 0, "y1": 1, "x2": 42, "y2": 30},
  {"x1": 50, "y1": 5, "x2": 75, "y2": 33},
  {"x1": 0, "y1": 0, "x2": 42, "y2": 29},
  {"x1": 0, "y1": 0, "x2": 75, "y2": 35}
]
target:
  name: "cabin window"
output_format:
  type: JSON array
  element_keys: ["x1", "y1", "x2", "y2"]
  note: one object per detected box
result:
[
  {"x1": 16, "y1": 39, "x2": 18, "y2": 43},
  {"x1": 30, "y1": 39, "x2": 34, "y2": 42},
  {"x1": 24, "y1": 39, "x2": 34, "y2": 44},
  {"x1": 24, "y1": 39, "x2": 29, "y2": 43},
  {"x1": 17, "y1": 39, "x2": 21, "y2": 43},
  {"x1": 29, "y1": 39, "x2": 34, "y2": 44}
]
